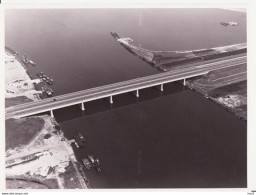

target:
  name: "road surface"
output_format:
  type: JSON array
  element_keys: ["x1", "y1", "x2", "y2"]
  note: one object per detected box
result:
[{"x1": 5, "y1": 56, "x2": 246, "y2": 119}]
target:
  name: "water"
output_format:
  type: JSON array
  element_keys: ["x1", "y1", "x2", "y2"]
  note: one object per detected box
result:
[
  {"x1": 55, "y1": 84, "x2": 246, "y2": 188},
  {"x1": 5, "y1": 9, "x2": 246, "y2": 95},
  {"x1": 5, "y1": 9, "x2": 247, "y2": 188}
]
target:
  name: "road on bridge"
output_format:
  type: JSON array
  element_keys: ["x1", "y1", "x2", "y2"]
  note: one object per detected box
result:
[{"x1": 5, "y1": 55, "x2": 246, "y2": 119}]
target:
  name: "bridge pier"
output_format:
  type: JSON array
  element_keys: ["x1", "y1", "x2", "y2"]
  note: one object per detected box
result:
[
  {"x1": 80, "y1": 102, "x2": 85, "y2": 111},
  {"x1": 136, "y1": 89, "x2": 139, "y2": 98},
  {"x1": 50, "y1": 110, "x2": 54, "y2": 118},
  {"x1": 156, "y1": 84, "x2": 164, "y2": 92},
  {"x1": 160, "y1": 84, "x2": 164, "y2": 91},
  {"x1": 183, "y1": 78, "x2": 186, "y2": 86},
  {"x1": 109, "y1": 96, "x2": 113, "y2": 104},
  {"x1": 131, "y1": 89, "x2": 139, "y2": 98}
]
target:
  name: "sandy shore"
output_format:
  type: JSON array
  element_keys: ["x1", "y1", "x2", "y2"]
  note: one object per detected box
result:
[
  {"x1": 5, "y1": 49, "x2": 42, "y2": 106},
  {"x1": 6, "y1": 115, "x2": 88, "y2": 189},
  {"x1": 5, "y1": 47, "x2": 89, "y2": 189}
]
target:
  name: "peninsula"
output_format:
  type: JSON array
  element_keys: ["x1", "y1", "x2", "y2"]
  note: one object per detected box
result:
[{"x1": 111, "y1": 32, "x2": 247, "y2": 120}]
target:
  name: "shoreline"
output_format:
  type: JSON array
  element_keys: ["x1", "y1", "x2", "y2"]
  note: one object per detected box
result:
[
  {"x1": 111, "y1": 32, "x2": 246, "y2": 73},
  {"x1": 5, "y1": 47, "x2": 89, "y2": 189},
  {"x1": 112, "y1": 33, "x2": 247, "y2": 121},
  {"x1": 186, "y1": 80, "x2": 247, "y2": 121},
  {"x1": 6, "y1": 115, "x2": 89, "y2": 189},
  {"x1": 5, "y1": 47, "x2": 42, "y2": 107}
]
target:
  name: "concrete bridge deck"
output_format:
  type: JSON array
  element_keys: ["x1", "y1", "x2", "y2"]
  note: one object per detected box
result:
[{"x1": 5, "y1": 56, "x2": 246, "y2": 119}]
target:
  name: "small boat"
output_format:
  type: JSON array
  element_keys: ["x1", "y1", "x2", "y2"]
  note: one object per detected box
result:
[
  {"x1": 43, "y1": 86, "x2": 53, "y2": 93},
  {"x1": 48, "y1": 88, "x2": 54, "y2": 94},
  {"x1": 28, "y1": 59, "x2": 37, "y2": 66},
  {"x1": 22, "y1": 58, "x2": 29, "y2": 64},
  {"x1": 22, "y1": 54, "x2": 36, "y2": 66},
  {"x1": 82, "y1": 155, "x2": 101, "y2": 172},
  {"x1": 82, "y1": 158, "x2": 92, "y2": 169},
  {"x1": 46, "y1": 80, "x2": 53, "y2": 85},
  {"x1": 220, "y1": 22, "x2": 228, "y2": 26},
  {"x1": 76, "y1": 133, "x2": 85, "y2": 142},
  {"x1": 36, "y1": 73, "x2": 44, "y2": 78},
  {"x1": 220, "y1": 21, "x2": 238, "y2": 27},
  {"x1": 45, "y1": 90, "x2": 53, "y2": 97}
]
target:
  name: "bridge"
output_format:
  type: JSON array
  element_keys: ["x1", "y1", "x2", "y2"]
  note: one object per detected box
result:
[{"x1": 5, "y1": 56, "x2": 246, "y2": 119}]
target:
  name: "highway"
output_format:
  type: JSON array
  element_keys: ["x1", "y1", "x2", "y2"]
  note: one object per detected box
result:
[{"x1": 5, "y1": 56, "x2": 246, "y2": 119}]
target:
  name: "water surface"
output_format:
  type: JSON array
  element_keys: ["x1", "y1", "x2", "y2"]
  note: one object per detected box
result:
[{"x1": 5, "y1": 9, "x2": 247, "y2": 188}]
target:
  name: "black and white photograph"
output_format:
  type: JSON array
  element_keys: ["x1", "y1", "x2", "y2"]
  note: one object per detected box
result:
[{"x1": 2, "y1": 2, "x2": 252, "y2": 192}]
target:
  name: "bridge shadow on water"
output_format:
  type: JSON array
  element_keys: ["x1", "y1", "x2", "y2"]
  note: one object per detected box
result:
[
  {"x1": 46, "y1": 80, "x2": 247, "y2": 189},
  {"x1": 54, "y1": 82, "x2": 186, "y2": 124},
  {"x1": 55, "y1": 79, "x2": 246, "y2": 188}
]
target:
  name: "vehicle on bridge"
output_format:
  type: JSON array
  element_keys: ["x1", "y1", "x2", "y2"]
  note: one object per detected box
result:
[{"x1": 5, "y1": 55, "x2": 246, "y2": 120}]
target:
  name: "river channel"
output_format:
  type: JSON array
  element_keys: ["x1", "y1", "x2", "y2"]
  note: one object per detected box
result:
[{"x1": 5, "y1": 8, "x2": 247, "y2": 188}]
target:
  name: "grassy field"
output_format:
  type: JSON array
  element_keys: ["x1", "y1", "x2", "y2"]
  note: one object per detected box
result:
[
  {"x1": 6, "y1": 117, "x2": 45, "y2": 151},
  {"x1": 187, "y1": 64, "x2": 246, "y2": 94},
  {"x1": 208, "y1": 80, "x2": 246, "y2": 98},
  {"x1": 5, "y1": 96, "x2": 33, "y2": 108}
]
